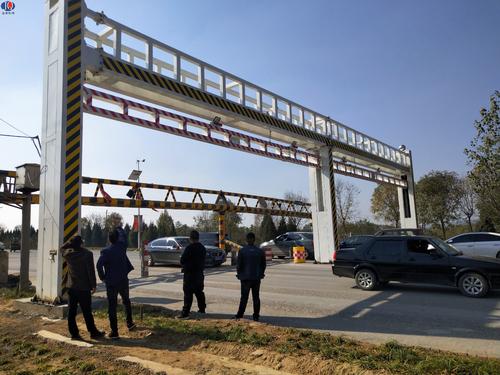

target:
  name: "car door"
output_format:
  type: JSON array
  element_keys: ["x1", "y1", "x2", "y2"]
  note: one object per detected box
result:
[
  {"x1": 471, "y1": 233, "x2": 500, "y2": 258},
  {"x1": 170, "y1": 239, "x2": 183, "y2": 263},
  {"x1": 154, "y1": 239, "x2": 169, "y2": 263},
  {"x1": 148, "y1": 239, "x2": 161, "y2": 263},
  {"x1": 446, "y1": 234, "x2": 475, "y2": 256},
  {"x1": 401, "y1": 239, "x2": 452, "y2": 285},
  {"x1": 364, "y1": 239, "x2": 405, "y2": 281},
  {"x1": 163, "y1": 239, "x2": 178, "y2": 263}
]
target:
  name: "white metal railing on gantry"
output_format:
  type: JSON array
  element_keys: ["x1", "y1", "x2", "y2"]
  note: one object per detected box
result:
[{"x1": 83, "y1": 8, "x2": 411, "y2": 169}]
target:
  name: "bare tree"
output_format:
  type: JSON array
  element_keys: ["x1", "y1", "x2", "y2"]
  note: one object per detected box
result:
[
  {"x1": 283, "y1": 191, "x2": 309, "y2": 230},
  {"x1": 457, "y1": 177, "x2": 477, "y2": 231},
  {"x1": 335, "y1": 178, "x2": 360, "y2": 237}
]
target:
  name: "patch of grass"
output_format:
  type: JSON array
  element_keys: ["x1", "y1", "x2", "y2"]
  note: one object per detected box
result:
[
  {"x1": 102, "y1": 305, "x2": 500, "y2": 375},
  {"x1": 78, "y1": 361, "x2": 96, "y2": 372},
  {"x1": 0, "y1": 286, "x2": 35, "y2": 299}
]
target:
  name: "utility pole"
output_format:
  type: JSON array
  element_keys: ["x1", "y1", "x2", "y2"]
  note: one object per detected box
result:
[{"x1": 128, "y1": 159, "x2": 149, "y2": 277}]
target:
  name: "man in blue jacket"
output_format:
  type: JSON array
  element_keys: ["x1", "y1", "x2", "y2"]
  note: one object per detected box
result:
[
  {"x1": 97, "y1": 226, "x2": 135, "y2": 339},
  {"x1": 233, "y1": 232, "x2": 266, "y2": 321}
]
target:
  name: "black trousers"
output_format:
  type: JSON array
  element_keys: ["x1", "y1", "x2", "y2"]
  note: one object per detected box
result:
[
  {"x1": 106, "y1": 279, "x2": 133, "y2": 334},
  {"x1": 237, "y1": 280, "x2": 261, "y2": 318},
  {"x1": 67, "y1": 288, "x2": 98, "y2": 337},
  {"x1": 182, "y1": 273, "x2": 206, "y2": 315}
]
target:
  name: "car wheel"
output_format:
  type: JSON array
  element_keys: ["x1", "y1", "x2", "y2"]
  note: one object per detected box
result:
[
  {"x1": 458, "y1": 272, "x2": 489, "y2": 298},
  {"x1": 147, "y1": 256, "x2": 155, "y2": 267},
  {"x1": 496, "y1": 252, "x2": 500, "y2": 259},
  {"x1": 355, "y1": 269, "x2": 378, "y2": 291}
]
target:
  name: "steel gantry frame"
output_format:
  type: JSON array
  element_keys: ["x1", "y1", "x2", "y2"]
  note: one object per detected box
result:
[{"x1": 36, "y1": 0, "x2": 417, "y2": 302}]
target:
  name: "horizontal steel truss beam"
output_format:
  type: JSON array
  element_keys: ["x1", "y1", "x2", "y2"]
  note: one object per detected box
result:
[
  {"x1": 82, "y1": 88, "x2": 319, "y2": 168},
  {"x1": 81, "y1": 197, "x2": 311, "y2": 218},
  {"x1": 95, "y1": 53, "x2": 408, "y2": 172},
  {"x1": 84, "y1": 8, "x2": 410, "y2": 172},
  {"x1": 82, "y1": 89, "x2": 407, "y2": 187},
  {"x1": 82, "y1": 176, "x2": 311, "y2": 215},
  {"x1": 5, "y1": 194, "x2": 310, "y2": 218}
]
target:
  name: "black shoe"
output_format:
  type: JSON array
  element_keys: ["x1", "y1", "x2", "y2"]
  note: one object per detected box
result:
[
  {"x1": 198, "y1": 309, "x2": 206, "y2": 314},
  {"x1": 90, "y1": 330, "x2": 105, "y2": 339},
  {"x1": 253, "y1": 316, "x2": 259, "y2": 322},
  {"x1": 232, "y1": 315, "x2": 242, "y2": 320},
  {"x1": 127, "y1": 323, "x2": 137, "y2": 331},
  {"x1": 176, "y1": 313, "x2": 189, "y2": 320},
  {"x1": 108, "y1": 332, "x2": 120, "y2": 340},
  {"x1": 71, "y1": 334, "x2": 84, "y2": 341}
]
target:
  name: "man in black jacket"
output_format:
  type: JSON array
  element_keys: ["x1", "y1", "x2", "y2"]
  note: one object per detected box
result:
[
  {"x1": 178, "y1": 230, "x2": 206, "y2": 319},
  {"x1": 234, "y1": 232, "x2": 266, "y2": 321},
  {"x1": 61, "y1": 235, "x2": 104, "y2": 340},
  {"x1": 97, "y1": 226, "x2": 135, "y2": 339}
]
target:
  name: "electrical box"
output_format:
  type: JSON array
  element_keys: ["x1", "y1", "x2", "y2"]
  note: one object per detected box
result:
[{"x1": 15, "y1": 163, "x2": 40, "y2": 193}]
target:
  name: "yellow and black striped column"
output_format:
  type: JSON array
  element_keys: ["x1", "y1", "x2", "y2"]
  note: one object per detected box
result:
[
  {"x1": 328, "y1": 148, "x2": 340, "y2": 251},
  {"x1": 61, "y1": 0, "x2": 83, "y2": 299},
  {"x1": 218, "y1": 211, "x2": 225, "y2": 251}
]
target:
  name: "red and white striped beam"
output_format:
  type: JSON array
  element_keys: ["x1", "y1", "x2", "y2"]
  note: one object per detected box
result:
[
  {"x1": 82, "y1": 88, "x2": 407, "y2": 187},
  {"x1": 82, "y1": 87, "x2": 319, "y2": 168}
]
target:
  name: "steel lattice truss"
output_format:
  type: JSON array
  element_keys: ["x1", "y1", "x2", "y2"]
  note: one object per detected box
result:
[
  {"x1": 83, "y1": 176, "x2": 311, "y2": 218},
  {"x1": 83, "y1": 88, "x2": 408, "y2": 187},
  {"x1": 0, "y1": 170, "x2": 311, "y2": 218}
]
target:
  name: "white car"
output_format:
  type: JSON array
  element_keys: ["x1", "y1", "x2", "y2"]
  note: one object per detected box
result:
[{"x1": 446, "y1": 232, "x2": 500, "y2": 258}]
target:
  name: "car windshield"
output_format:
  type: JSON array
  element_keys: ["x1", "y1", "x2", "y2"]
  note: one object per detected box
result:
[
  {"x1": 301, "y1": 233, "x2": 313, "y2": 240},
  {"x1": 175, "y1": 238, "x2": 190, "y2": 247},
  {"x1": 431, "y1": 238, "x2": 461, "y2": 256},
  {"x1": 199, "y1": 233, "x2": 218, "y2": 246}
]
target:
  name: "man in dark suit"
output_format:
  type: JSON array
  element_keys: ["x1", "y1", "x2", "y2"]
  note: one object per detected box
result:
[
  {"x1": 178, "y1": 230, "x2": 206, "y2": 319},
  {"x1": 234, "y1": 232, "x2": 266, "y2": 321},
  {"x1": 97, "y1": 226, "x2": 135, "y2": 339},
  {"x1": 61, "y1": 235, "x2": 104, "y2": 340}
]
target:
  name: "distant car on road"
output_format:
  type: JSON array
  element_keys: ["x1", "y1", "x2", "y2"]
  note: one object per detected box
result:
[
  {"x1": 332, "y1": 235, "x2": 500, "y2": 298},
  {"x1": 10, "y1": 239, "x2": 20, "y2": 252},
  {"x1": 260, "y1": 232, "x2": 314, "y2": 260},
  {"x1": 198, "y1": 232, "x2": 220, "y2": 248},
  {"x1": 339, "y1": 235, "x2": 374, "y2": 249},
  {"x1": 145, "y1": 236, "x2": 226, "y2": 267},
  {"x1": 446, "y1": 232, "x2": 500, "y2": 258},
  {"x1": 375, "y1": 228, "x2": 423, "y2": 236}
]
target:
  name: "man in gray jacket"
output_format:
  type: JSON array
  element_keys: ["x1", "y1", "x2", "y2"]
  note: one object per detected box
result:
[
  {"x1": 233, "y1": 232, "x2": 266, "y2": 321},
  {"x1": 61, "y1": 235, "x2": 104, "y2": 340}
]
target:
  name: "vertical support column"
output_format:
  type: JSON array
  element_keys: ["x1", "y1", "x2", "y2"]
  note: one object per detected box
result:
[
  {"x1": 20, "y1": 195, "x2": 31, "y2": 290},
  {"x1": 308, "y1": 147, "x2": 339, "y2": 263},
  {"x1": 37, "y1": 0, "x2": 83, "y2": 303},
  {"x1": 218, "y1": 212, "x2": 225, "y2": 251},
  {"x1": 398, "y1": 150, "x2": 418, "y2": 228}
]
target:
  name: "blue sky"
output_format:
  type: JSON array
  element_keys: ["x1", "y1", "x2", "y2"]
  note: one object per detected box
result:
[{"x1": 1, "y1": 0, "x2": 499, "y2": 230}]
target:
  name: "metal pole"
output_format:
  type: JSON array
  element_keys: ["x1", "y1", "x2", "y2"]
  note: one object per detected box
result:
[
  {"x1": 409, "y1": 150, "x2": 418, "y2": 227},
  {"x1": 137, "y1": 159, "x2": 147, "y2": 277},
  {"x1": 20, "y1": 194, "x2": 31, "y2": 290}
]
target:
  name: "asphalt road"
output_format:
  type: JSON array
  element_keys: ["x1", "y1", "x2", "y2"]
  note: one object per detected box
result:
[{"x1": 7, "y1": 250, "x2": 500, "y2": 358}]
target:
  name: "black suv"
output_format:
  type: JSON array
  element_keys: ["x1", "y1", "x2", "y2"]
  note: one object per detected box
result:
[{"x1": 332, "y1": 235, "x2": 500, "y2": 298}]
